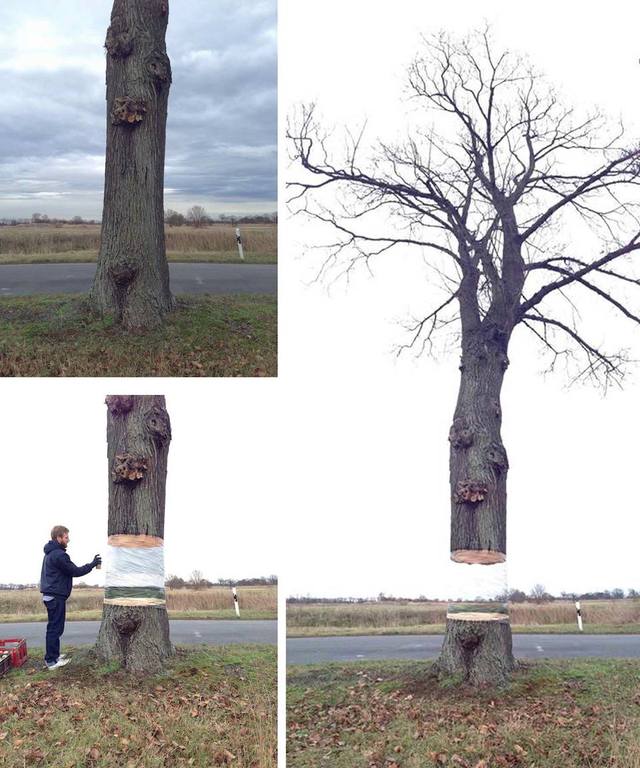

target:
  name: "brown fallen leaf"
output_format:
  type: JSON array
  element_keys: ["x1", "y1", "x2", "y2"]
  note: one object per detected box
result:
[{"x1": 213, "y1": 749, "x2": 236, "y2": 765}]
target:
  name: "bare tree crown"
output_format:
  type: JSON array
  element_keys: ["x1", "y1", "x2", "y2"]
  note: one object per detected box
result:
[{"x1": 288, "y1": 28, "x2": 640, "y2": 386}]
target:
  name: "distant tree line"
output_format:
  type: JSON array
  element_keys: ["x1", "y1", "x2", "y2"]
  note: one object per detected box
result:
[
  {"x1": 0, "y1": 214, "x2": 100, "y2": 226},
  {"x1": 164, "y1": 573, "x2": 278, "y2": 590},
  {"x1": 288, "y1": 586, "x2": 640, "y2": 604},
  {"x1": 164, "y1": 206, "x2": 277, "y2": 227},
  {"x1": 0, "y1": 575, "x2": 278, "y2": 591},
  {"x1": 0, "y1": 209, "x2": 277, "y2": 228}
]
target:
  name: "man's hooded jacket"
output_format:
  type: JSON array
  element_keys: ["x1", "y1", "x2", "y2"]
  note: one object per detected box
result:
[{"x1": 40, "y1": 540, "x2": 94, "y2": 599}]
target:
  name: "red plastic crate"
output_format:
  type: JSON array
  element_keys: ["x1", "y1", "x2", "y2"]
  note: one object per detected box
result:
[
  {"x1": 0, "y1": 638, "x2": 27, "y2": 667},
  {"x1": 0, "y1": 653, "x2": 10, "y2": 678}
]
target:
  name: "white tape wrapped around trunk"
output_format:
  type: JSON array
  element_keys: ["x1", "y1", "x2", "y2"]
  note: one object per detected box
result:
[
  {"x1": 105, "y1": 544, "x2": 164, "y2": 588},
  {"x1": 445, "y1": 559, "x2": 509, "y2": 622},
  {"x1": 444, "y1": 561, "x2": 507, "y2": 602}
]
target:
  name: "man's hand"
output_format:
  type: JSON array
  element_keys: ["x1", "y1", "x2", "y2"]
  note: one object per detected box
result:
[{"x1": 92, "y1": 554, "x2": 102, "y2": 569}]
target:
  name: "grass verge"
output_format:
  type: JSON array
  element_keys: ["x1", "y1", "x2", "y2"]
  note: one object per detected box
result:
[
  {"x1": 287, "y1": 623, "x2": 640, "y2": 637},
  {"x1": 288, "y1": 658, "x2": 640, "y2": 767},
  {"x1": 0, "y1": 250, "x2": 276, "y2": 265},
  {"x1": 0, "y1": 644, "x2": 276, "y2": 768},
  {"x1": 0, "y1": 610, "x2": 277, "y2": 623},
  {"x1": 0, "y1": 294, "x2": 276, "y2": 376}
]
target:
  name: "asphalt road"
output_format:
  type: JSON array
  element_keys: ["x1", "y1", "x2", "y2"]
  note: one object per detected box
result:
[
  {"x1": 0, "y1": 263, "x2": 277, "y2": 296},
  {"x1": 0, "y1": 620, "x2": 277, "y2": 648},
  {"x1": 287, "y1": 633, "x2": 640, "y2": 664}
]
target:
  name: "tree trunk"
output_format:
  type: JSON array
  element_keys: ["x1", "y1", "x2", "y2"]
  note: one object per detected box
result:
[
  {"x1": 96, "y1": 395, "x2": 173, "y2": 672},
  {"x1": 90, "y1": 0, "x2": 173, "y2": 330},
  {"x1": 437, "y1": 326, "x2": 516, "y2": 684},
  {"x1": 438, "y1": 619, "x2": 514, "y2": 686}
]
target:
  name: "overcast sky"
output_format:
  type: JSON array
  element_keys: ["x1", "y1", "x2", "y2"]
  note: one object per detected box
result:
[
  {"x1": 0, "y1": 380, "x2": 279, "y2": 586},
  {"x1": 0, "y1": 0, "x2": 276, "y2": 220},
  {"x1": 279, "y1": 0, "x2": 640, "y2": 599}
]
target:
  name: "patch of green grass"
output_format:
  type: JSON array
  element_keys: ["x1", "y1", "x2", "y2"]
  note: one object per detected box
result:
[
  {"x1": 0, "y1": 645, "x2": 276, "y2": 768},
  {"x1": 0, "y1": 609, "x2": 277, "y2": 623},
  {"x1": 0, "y1": 250, "x2": 277, "y2": 265},
  {"x1": 0, "y1": 294, "x2": 276, "y2": 376},
  {"x1": 288, "y1": 659, "x2": 640, "y2": 767},
  {"x1": 287, "y1": 623, "x2": 640, "y2": 637}
]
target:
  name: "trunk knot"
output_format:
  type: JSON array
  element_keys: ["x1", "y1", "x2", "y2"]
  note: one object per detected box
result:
[
  {"x1": 486, "y1": 442, "x2": 509, "y2": 472},
  {"x1": 105, "y1": 395, "x2": 134, "y2": 416},
  {"x1": 109, "y1": 261, "x2": 138, "y2": 287},
  {"x1": 112, "y1": 97, "x2": 147, "y2": 126},
  {"x1": 460, "y1": 633, "x2": 481, "y2": 651},
  {"x1": 448, "y1": 418, "x2": 473, "y2": 450},
  {"x1": 454, "y1": 481, "x2": 488, "y2": 504},
  {"x1": 144, "y1": 406, "x2": 172, "y2": 444},
  {"x1": 113, "y1": 453, "x2": 148, "y2": 484},
  {"x1": 114, "y1": 611, "x2": 142, "y2": 637},
  {"x1": 105, "y1": 26, "x2": 133, "y2": 58},
  {"x1": 147, "y1": 52, "x2": 172, "y2": 87}
]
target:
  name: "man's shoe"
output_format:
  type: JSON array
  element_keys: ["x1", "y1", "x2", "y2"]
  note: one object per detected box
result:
[
  {"x1": 46, "y1": 658, "x2": 71, "y2": 670},
  {"x1": 57, "y1": 654, "x2": 68, "y2": 661}
]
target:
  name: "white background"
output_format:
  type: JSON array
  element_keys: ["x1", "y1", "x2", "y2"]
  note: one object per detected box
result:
[
  {"x1": 278, "y1": 0, "x2": 640, "y2": 598},
  {"x1": 0, "y1": 1, "x2": 639, "y2": 604},
  {"x1": 0, "y1": 379, "x2": 279, "y2": 586}
]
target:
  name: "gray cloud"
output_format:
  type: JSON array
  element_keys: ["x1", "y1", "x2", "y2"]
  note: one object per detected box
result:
[{"x1": 0, "y1": 0, "x2": 276, "y2": 218}]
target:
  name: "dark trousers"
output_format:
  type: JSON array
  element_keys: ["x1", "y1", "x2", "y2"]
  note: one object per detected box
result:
[{"x1": 44, "y1": 597, "x2": 66, "y2": 664}]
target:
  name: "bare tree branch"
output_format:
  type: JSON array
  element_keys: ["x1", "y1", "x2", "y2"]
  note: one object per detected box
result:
[{"x1": 288, "y1": 27, "x2": 640, "y2": 384}]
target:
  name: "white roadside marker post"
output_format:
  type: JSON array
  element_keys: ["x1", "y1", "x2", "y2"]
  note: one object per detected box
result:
[
  {"x1": 232, "y1": 586, "x2": 240, "y2": 617},
  {"x1": 236, "y1": 227, "x2": 244, "y2": 261},
  {"x1": 576, "y1": 600, "x2": 583, "y2": 632}
]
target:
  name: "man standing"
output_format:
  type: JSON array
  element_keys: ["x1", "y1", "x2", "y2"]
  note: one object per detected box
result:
[{"x1": 39, "y1": 526, "x2": 101, "y2": 670}]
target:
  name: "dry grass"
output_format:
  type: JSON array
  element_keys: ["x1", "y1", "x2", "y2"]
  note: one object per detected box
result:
[
  {"x1": 0, "y1": 586, "x2": 277, "y2": 622},
  {"x1": 287, "y1": 599, "x2": 640, "y2": 635},
  {"x1": 288, "y1": 658, "x2": 640, "y2": 768},
  {"x1": 0, "y1": 294, "x2": 276, "y2": 377},
  {"x1": 0, "y1": 645, "x2": 276, "y2": 768},
  {"x1": 0, "y1": 224, "x2": 277, "y2": 263}
]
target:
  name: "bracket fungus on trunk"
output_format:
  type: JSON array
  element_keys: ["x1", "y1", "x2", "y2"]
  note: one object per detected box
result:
[
  {"x1": 112, "y1": 96, "x2": 147, "y2": 125},
  {"x1": 112, "y1": 453, "x2": 148, "y2": 483},
  {"x1": 454, "y1": 481, "x2": 489, "y2": 504}
]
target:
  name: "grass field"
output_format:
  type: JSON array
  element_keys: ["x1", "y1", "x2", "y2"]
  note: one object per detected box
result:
[
  {"x1": 288, "y1": 659, "x2": 640, "y2": 767},
  {"x1": 287, "y1": 599, "x2": 640, "y2": 636},
  {"x1": 0, "y1": 224, "x2": 277, "y2": 264},
  {"x1": 0, "y1": 645, "x2": 276, "y2": 768},
  {"x1": 0, "y1": 294, "x2": 276, "y2": 376},
  {"x1": 0, "y1": 586, "x2": 277, "y2": 623}
]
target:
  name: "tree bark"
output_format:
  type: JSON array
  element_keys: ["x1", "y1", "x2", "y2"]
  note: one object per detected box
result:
[
  {"x1": 437, "y1": 619, "x2": 514, "y2": 685},
  {"x1": 437, "y1": 324, "x2": 516, "y2": 684},
  {"x1": 96, "y1": 395, "x2": 173, "y2": 672},
  {"x1": 91, "y1": 0, "x2": 173, "y2": 330}
]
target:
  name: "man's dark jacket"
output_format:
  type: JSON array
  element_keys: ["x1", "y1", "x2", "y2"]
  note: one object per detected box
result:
[{"x1": 39, "y1": 540, "x2": 94, "y2": 599}]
